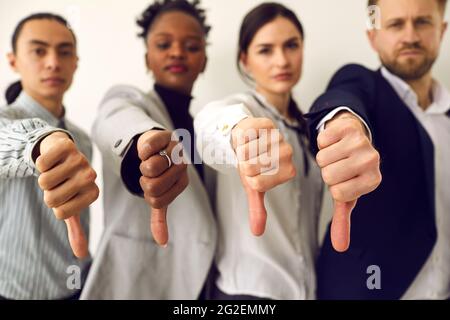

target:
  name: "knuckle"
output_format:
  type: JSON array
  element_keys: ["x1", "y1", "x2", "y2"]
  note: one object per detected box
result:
[
  {"x1": 365, "y1": 150, "x2": 380, "y2": 168},
  {"x1": 354, "y1": 135, "x2": 368, "y2": 150},
  {"x1": 284, "y1": 142, "x2": 293, "y2": 157},
  {"x1": 342, "y1": 123, "x2": 358, "y2": 137},
  {"x1": 146, "y1": 181, "x2": 158, "y2": 196},
  {"x1": 288, "y1": 164, "x2": 297, "y2": 179},
  {"x1": 330, "y1": 186, "x2": 345, "y2": 202},
  {"x1": 91, "y1": 186, "x2": 100, "y2": 203},
  {"x1": 249, "y1": 178, "x2": 265, "y2": 193},
  {"x1": 44, "y1": 192, "x2": 56, "y2": 208},
  {"x1": 370, "y1": 170, "x2": 382, "y2": 190},
  {"x1": 316, "y1": 151, "x2": 325, "y2": 168},
  {"x1": 241, "y1": 162, "x2": 254, "y2": 176},
  {"x1": 317, "y1": 132, "x2": 327, "y2": 150},
  {"x1": 73, "y1": 153, "x2": 87, "y2": 168},
  {"x1": 53, "y1": 207, "x2": 66, "y2": 220},
  {"x1": 140, "y1": 160, "x2": 154, "y2": 177},
  {"x1": 321, "y1": 167, "x2": 332, "y2": 185},
  {"x1": 61, "y1": 138, "x2": 76, "y2": 152},
  {"x1": 260, "y1": 118, "x2": 273, "y2": 128},
  {"x1": 149, "y1": 197, "x2": 163, "y2": 209},
  {"x1": 85, "y1": 168, "x2": 97, "y2": 182},
  {"x1": 139, "y1": 176, "x2": 149, "y2": 192},
  {"x1": 38, "y1": 174, "x2": 49, "y2": 190}
]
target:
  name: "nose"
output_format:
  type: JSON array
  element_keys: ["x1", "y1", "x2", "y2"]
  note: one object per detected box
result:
[
  {"x1": 45, "y1": 50, "x2": 61, "y2": 71},
  {"x1": 273, "y1": 48, "x2": 289, "y2": 68},
  {"x1": 169, "y1": 42, "x2": 185, "y2": 60},
  {"x1": 402, "y1": 20, "x2": 421, "y2": 45}
]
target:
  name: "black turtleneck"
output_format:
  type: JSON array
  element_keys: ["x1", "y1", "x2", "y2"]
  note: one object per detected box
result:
[{"x1": 154, "y1": 84, "x2": 204, "y2": 181}]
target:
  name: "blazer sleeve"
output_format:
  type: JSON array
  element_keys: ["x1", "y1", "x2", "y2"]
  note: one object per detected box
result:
[
  {"x1": 305, "y1": 64, "x2": 377, "y2": 154},
  {"x1": 91, "y1": 85, "x2": 166, "y2": 194}
]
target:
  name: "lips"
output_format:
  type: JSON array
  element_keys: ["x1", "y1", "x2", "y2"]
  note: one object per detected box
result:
[
  {"x1": 165, "y1": 64, "x2": 188, "y2": 74},
  {"x1": 273, "y1": 73, "x2": 293, "y2": 81},
  {"x1": 42, "y1": 77, "x2": 65, "y2": 86},
  {"x1": 398, "y1": 49, "x2": 424, "y2": 57}
]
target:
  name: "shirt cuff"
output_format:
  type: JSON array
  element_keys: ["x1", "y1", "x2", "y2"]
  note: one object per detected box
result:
[
  {"x1": 215, "y1": 103, "x2": 251, "y2": 151},
  {"x1": 315, "y1": 106, "x2": 372, "y2": 142},
  {"x1": 28, "y1": 128, "x2": 75, "y2": 166}
]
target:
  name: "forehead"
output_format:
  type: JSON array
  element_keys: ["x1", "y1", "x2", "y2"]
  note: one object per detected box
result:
[
  {"x1": 378, "y1": 0, "x2": 441, "y2": 20},
  {"x1": 149, "y1": 11, "x2": 204, "y2": 38},
  {"x1": 18, "y1": 19, "x2": 75, "y2": 46},
  {"x1": 250, "y1": 17, "x2": 302, "y2": 45}
]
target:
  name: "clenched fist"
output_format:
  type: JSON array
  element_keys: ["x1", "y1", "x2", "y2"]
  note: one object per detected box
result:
[
  {"x1": 36, "y1": 131, "x2": 99, "y2": 259},
  {"x1": 316, "y1": 111, "x2": 382, "y2": 252},
  {"x1": 232, "y1": 117, "x2": 296, "y2": 237},
  {"x1": 137, "y1": 130, "x2": 189, "y2": 247}
]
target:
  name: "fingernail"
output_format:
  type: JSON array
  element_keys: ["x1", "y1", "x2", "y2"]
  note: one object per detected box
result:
[{"x1": 161, "y1": 243, "x2": 168, "y2": 249}]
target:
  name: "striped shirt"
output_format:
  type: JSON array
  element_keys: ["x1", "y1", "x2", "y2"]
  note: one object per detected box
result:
[{"x1": 0, "y1": 92, "x2": 91, "y2": 299}]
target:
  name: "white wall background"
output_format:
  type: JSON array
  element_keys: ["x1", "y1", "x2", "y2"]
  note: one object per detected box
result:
[{"x1": 1, "y1": 0, "x2": 449, "y2": 254}]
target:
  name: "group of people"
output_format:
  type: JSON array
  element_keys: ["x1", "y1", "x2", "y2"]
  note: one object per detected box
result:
[{"x1": 0, "y1": 0, "x2": 448, "y2": 300}]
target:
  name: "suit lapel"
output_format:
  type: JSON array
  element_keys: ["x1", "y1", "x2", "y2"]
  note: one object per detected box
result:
[{"x1": 376, "y1": 70, "x2": 436, "y2": 220}]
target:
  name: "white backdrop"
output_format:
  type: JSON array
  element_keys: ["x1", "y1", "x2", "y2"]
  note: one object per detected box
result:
[{"x1": 1, "y1": 0, "x2": 449, "y2": 254}]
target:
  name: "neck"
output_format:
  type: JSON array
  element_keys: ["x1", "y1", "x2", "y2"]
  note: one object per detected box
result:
[
  {"x1": 256, "y1": 87, "x2": 291, "y2": 118},
  {"x1": 25, "y1": 89, "x2": 64, "y2": 118},
  {"x1": 406, "y1": 73, "x2": 434, "y2": 111}
]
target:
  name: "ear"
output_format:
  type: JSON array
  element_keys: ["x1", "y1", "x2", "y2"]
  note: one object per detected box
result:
[
  {"x1": 75, "y1": 55, "x2": 79, "y2": 71},
  {"x1": 201, "y1": 56, "x2": 208, "y2": 73},
  {"x1": 239, "y1": 52, "x2": 249, "y2": 73},
  {"x1": 440, "y1": 21, "x2": 448, "y2": 41},
  {"x1": 7, "y1": 52, "x2": 18, "y2": 73},
  {"x1": 145, "y1": 52, "x2": 151, "y2": 71},
  {"x1": 366, "y1": 29, "x2": 378, "y2": 52}
]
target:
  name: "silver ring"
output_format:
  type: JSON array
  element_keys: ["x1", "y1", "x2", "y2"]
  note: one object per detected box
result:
[{"x1": 159, "y1": 149, "x2": 172, "y2": 169}]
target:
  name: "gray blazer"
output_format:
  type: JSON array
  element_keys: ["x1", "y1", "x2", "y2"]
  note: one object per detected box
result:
[{"x1": 81, "y1": 85, "x2": 217, "y2": 299}]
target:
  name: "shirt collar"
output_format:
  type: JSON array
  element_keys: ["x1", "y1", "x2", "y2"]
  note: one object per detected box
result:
[
  {"x1": 251, "y1": 89, "x2": 301, "y2": 127},
  {"x1": 13, "y1": 91, "x2": 66, "y2": 127},
  {"x1": 381, "y1": 66, "x2": 450, "y2": 115}
]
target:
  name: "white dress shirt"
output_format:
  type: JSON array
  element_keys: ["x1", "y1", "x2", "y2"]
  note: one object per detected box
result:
[
  {"x1": 373, "y1": 67, "x2": 450, "y2": 300},
  {"x1": 194, "y1": 91, "x2": 324, "y2": 300}
]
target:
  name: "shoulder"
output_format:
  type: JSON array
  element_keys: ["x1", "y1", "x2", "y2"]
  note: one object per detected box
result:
[
  {"x1": 0, "y1": 105, "x2": 30, "y2": 120},
  {"x1": 101, "y1": 85, "x2": 149, "y2": 106},
  {"x1": 204, "y1": 92, "x2": 255, "y2": 108},
  {"x1": 331, "y1": 64, "x2": 377, "y2": 83}
]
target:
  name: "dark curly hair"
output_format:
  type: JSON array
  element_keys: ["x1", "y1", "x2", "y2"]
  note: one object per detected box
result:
[{"x1": 136, "y1": 0, "x2": 211, "y2": 41}]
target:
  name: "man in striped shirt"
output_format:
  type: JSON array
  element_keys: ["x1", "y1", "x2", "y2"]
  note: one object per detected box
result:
[{"x1": 0, "y1": 13, "x2": 99, "y2": 299}]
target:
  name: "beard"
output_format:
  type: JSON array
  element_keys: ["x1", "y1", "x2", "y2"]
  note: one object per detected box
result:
[{"x1": 380, "y1": 45, "x2": 437, "y2": 81}]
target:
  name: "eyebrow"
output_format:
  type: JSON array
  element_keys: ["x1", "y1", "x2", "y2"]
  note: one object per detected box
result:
[
  {"x1": 255, "y1": 36, "x2": 301, "y2": 47},
  {"x1": 386, "y1": 15, "x2": 434, "y2": 23},
  {"x1": 153, "y1": 32, "x2": 203, "y2": 40},
  {"x1": 28, "y1": 39, "x2": 75, "y2": 48}
]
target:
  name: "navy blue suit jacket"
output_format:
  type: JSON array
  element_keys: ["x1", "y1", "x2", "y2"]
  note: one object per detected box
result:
[{"x1": 306, "y1": 64, "x2": 437, "y2": 300}]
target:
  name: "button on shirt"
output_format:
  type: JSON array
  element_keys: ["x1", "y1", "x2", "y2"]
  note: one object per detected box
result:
[
  {"x1": 379, "y1": 67, "x2": 450, "y2": 300},
  {"x1": 0, "y1": 92, "x2": 92, "y2": 299}
]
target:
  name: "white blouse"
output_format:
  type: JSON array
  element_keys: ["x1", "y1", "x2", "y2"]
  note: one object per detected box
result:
[{"x1": 194, "y1": 91, "x2": 324, "y2": 299}]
